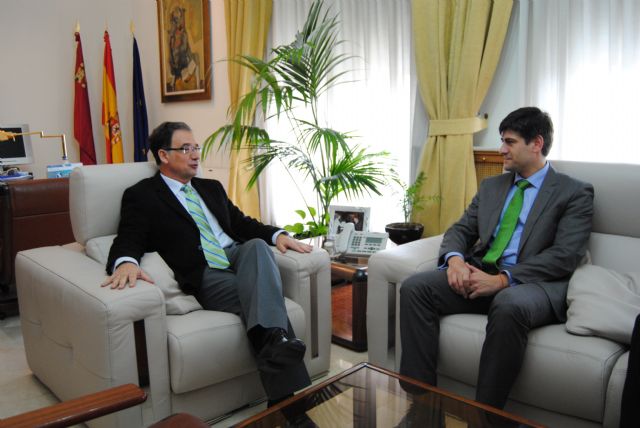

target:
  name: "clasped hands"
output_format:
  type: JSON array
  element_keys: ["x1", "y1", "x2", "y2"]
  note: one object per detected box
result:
[{"x1": 446, "y1": 256, "x2": 508, "y2": 299}]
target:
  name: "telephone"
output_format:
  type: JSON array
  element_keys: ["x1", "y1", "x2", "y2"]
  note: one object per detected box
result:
[{"x1": 334, "y1": 222, "x2": 388, "y2": 256}]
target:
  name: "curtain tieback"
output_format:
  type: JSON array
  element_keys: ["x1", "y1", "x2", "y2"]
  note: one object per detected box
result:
[{"x1": 429, "y1": 116, "x2": 488, "y2": 136}]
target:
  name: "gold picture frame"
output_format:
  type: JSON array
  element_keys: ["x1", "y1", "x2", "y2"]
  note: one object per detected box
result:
[{"x1": 157, "y1": 0, "x2": 212, "y2": 102}]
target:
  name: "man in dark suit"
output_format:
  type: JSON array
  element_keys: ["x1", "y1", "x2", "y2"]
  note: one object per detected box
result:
[
  {"x1": 399, "y1": 107, "x2": 594, "y2": 408},
  {"x1": 101, "y1": 121, "x2": 312, "y2": 404}
]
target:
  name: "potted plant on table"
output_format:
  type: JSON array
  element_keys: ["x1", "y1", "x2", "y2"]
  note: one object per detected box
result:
[
  {"x1": 385, "y1": 172, "x2": 439, "y2": 245},
  {"x1": 203, "y1": 0, "x2": 392, "y2": 240}
]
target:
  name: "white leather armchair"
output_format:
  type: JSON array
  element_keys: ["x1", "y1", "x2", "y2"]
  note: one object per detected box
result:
[
  {"x1": 15, "y1": 162, "x2": 331, "y2": 427},
  {"x1": 367, "y1": 161, "x2": 640, "y2": 427}
]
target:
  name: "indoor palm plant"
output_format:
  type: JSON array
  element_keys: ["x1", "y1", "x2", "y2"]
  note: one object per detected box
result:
[{"x1": 203, "y1": 0, "x2": 391, "y2": 238}]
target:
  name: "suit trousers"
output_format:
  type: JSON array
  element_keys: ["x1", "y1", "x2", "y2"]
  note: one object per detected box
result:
[
  {"x1": 196, "y1": 238, "x2": 288, "y2": 330},
  {"x1": 194, "y1": 238, "x2": 310, "y2": 399},
  {"x1": 399, "y1": 269, "x2": 556, "y2": 409}
]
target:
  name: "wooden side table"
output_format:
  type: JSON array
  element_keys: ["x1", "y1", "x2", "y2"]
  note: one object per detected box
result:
[
  {"x1": 331, "y1": 257, "x2": 368, "y2": 352},
  {"x1": 473, "y1": 149, "x2": 503, "y2": 187}
]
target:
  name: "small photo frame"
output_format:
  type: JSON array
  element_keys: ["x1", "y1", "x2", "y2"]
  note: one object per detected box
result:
[{"x1": 329, "y1": 205, "x2": 370, "y2": 236}]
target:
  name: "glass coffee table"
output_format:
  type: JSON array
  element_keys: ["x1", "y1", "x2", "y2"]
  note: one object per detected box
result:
[{"x1": 234, "y1": 362, "x2": 544, "y2": 427}]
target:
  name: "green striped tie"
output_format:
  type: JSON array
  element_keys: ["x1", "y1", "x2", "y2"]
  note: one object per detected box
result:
[
  {"x1": 482, "y1": 179, "x2": 531, "y2": 267},
  {"x1": 181, "y1": 185, "x2": 230, "y2": 269}
]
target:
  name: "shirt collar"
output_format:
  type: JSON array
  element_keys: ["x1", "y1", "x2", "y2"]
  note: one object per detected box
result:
[
  {"x1": 515, "y1": 161, "x2": 549, "y2": 189},
  {"x1": 160, "y1": 173, "x2": 191, "y2": 194}
]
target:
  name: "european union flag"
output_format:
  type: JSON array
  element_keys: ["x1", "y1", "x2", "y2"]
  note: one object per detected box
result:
[{"x1": 132, "y1": 37, "x2": 149, "y2": 162}]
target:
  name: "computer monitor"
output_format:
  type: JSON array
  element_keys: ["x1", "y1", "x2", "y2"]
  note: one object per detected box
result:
[{"x1": 0, "y1": 124, "x2": 35, "y2": 168}]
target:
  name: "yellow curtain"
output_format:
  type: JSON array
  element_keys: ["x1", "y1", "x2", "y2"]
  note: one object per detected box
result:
[
  {"x1": 224, "y1": 0, "x2": 272, "y2": 219},
  {"x1": 412, "y1": 0, "x2": 513, "y2": 235}
]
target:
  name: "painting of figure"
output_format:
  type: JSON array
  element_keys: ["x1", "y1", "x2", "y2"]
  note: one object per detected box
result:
[{"x1": 158, "y1": 0, "x2": 211, "y2": 102}]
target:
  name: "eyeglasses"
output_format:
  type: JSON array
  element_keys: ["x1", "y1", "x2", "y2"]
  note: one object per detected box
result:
[{"x1": 163, "y1": 145, "x2": 201, "y2": 155}]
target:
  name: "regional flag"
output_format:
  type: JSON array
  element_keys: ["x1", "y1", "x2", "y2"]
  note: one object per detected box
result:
[
  {"x1": 132, "y1": 37, "x2": 149, "y2": 162},
  {"x1": 73, "y1": 31, "x2": 97, "y2": 165},
  {"x1": 102, "y1": 31, "x2": 124, "y2": 163}
]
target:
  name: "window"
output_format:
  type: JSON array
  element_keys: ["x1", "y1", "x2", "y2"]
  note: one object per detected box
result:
[
  {"x1": 262, "y1": 0, "x2": 412, "y2": 232},
  {"x1": 523, "y1": 0, "x2": 640, "y2": 164}
]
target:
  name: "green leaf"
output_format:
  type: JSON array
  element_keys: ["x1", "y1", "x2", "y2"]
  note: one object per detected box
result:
[{"x1": 284, "y1": 223, "x2": 304, "y2": 234}]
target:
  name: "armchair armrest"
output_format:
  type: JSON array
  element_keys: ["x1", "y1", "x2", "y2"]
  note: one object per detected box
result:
[
  {"x1": 272, "y1": 247, "x2": 331, "y2": 377},
  {"x1": 15, "y1": 246, "x2": 171, "y2": 427},
  {"x1": 0, "y1": 383, "x2": 146, "y2": 428},
  {"x1": 367, "y1": 235, "x2": 443, "y2": 370}
]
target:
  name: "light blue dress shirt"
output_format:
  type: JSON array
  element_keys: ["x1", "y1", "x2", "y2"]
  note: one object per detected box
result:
[{"x1": 161, "y1": 174, "x2": 236, "y2": 248}]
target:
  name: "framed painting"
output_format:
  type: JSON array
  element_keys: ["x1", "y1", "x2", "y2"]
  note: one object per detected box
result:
[{"x1": 157, "y1": 0, "x2": 212, "y2": 102}]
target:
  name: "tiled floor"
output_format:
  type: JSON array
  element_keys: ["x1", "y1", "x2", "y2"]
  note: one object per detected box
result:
[
  {"x1": 0, "y1": 316, "x2": 59, "y2": 418},
  {"x1": 0, "y1": 315, "x2": 367, "y2": 426}
]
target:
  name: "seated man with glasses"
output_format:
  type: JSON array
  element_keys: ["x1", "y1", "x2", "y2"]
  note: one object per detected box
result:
[{"x1": 102, "y1": 121, "x2": 312, "y2": 405}]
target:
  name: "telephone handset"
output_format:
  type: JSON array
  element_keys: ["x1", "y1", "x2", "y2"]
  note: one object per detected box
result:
[{"x1": 334, "y1": 222, "x2": 388, "y2": 256}]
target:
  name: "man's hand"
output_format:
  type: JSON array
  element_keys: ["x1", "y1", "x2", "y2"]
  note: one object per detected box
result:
[
  {"x1": 446, "y1": 256, "x2": 471, "y2": 298},
  {"x1": 465, "y1": 264, "x2": 508, "y2": 299},
  {"x1": 275, "y1": 234, "x2": 313, "y2": 254},
  {"x1": 101, "y1": 262, "x2": 154, "y2": 290}
]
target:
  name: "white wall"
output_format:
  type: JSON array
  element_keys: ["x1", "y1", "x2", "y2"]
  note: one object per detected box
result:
[{"x1": 0, "y1": 0, "x2": 230, "y2": 179}]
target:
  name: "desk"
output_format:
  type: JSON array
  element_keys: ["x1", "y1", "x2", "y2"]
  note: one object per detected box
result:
[
  {"x1": 0, "y1": 178, "x2": 74, "y2": 319},
  {"x1": 331, "y1": 256, "x2": 368, "y2": 352}
]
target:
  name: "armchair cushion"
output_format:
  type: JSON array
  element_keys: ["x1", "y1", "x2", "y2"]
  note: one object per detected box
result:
[
  {"x1": 566, "y1": 264, "x2": 640, "y2": 344},
  {"x1": 166, "y1": 298, "x2": 305, "y2": 394},
  {"x1": 86, "y1": 234, "x2": 202, "y2": 315}
]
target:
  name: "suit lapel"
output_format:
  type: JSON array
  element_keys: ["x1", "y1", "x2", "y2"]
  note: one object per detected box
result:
[
  {"x1": 481, "y1": 173, "x2": 514, "y2": 246},
  {"x1": 518, "y1": 167, "x2": 559, "y2": 253},
  {"x1": 151, "y1": 173, "x2": 195, "y2": 225}
]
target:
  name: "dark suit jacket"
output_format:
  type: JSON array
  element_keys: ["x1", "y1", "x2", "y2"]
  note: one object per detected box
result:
[
  {"x1": 438, "y1": 165, "x2": 594, "y2": 320},
  {"x1": 106, "y1": 173, "x2": 280, "y2": 294}
]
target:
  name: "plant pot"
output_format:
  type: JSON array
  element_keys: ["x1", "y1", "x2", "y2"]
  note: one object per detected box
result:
[{"x1": 385, "y1": 222, "x2": 424, "y2": 245}]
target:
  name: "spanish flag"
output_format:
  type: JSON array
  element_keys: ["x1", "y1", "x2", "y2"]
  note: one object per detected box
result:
[{"x1": 102, "y1": 31, "x2": 124, "y2": 163}]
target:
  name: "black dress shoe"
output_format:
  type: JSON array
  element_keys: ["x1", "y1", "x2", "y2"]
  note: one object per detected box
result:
[{"x1": 257, "y1": 328, "x2": 306, "y2": 373}]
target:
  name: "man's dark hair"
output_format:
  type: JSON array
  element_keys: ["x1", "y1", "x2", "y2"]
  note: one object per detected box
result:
[
  {"x1": 499, "y1": 107, "x2": 554, "y2": 156},
  {"x1": 149, "y1": 122, "x2": 192, "y2": 165}
]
